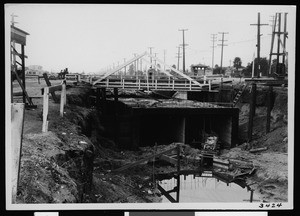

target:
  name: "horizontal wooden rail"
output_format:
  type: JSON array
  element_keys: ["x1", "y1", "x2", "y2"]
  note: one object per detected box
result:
[{"x1": 112, "y1": 145, "x2": 179, "y2": 173}]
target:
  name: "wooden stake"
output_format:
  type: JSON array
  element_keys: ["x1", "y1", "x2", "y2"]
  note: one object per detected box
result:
[
  {"x1": 266, "y1": 86, "x2": 273, "y2": 133},
  {"x1": 248, "y1": 83, "x2": 256, "y2": 141},
  {"x1": 11, "y1": 103, "x2": 25, "y2": 203},
  {"x1": 60, "y1": 84, "x2": 66, "y2": 117},
  {"x1": 42, "y1": 87, "x2": 49, "y2": 132}
]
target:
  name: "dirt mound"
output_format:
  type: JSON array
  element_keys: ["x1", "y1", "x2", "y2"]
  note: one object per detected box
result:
[{"x1": 17, "y1": 132, "x2": 79, "y2": 203}]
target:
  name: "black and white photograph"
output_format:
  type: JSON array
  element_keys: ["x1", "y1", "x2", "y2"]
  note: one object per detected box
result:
[{"x1": 5, "y1": 4, "x2": 295, "y2": 210}]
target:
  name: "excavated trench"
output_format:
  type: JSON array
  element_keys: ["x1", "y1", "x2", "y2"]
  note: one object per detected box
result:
[{"x1": 38, "y1": 84, "x2": 285, "y2": 203}]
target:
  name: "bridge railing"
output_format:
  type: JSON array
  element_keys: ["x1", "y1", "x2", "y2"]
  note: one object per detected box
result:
[{"x1": 94, "y1": 78, "x2": 213, "y2": 91}]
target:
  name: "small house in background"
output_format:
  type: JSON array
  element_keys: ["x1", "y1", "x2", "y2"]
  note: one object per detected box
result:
[
  {"x1": 26, "y1": 65, "x2": 44, "y2": 76},
  {"x1": 190, "y1": 63, "x2": 210, "y2": 77}
]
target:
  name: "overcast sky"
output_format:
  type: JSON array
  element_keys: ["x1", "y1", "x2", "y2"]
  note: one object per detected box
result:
[{"x1": 5, "y1": 4, "x2": 296, "y2": 74}]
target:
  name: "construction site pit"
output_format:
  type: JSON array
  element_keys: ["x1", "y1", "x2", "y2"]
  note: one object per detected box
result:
[{"x1": 14, "y1": 79, "x2": 288, "y2": 204}]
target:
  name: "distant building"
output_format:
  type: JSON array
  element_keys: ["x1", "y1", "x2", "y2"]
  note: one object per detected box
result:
[
  {"x1": 26, "y1": 65, "x2": 44, "y2": 76},
  {"x1": 190, "y1": 63, "x2": 210, "y2": 77}
]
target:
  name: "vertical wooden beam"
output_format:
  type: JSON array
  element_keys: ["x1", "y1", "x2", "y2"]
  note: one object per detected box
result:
[
  {"x1": 266, "y1": 86, "x2": 273, "y2": 133},
  {"x1": 176, "y1": 144, "x2": 181, "y2": 202},
  {"x1": 21, "y1": 45, "x2": 26, "y2": 104},
  {"x1": 43, "y1": 73, "x2": 59, "y2": 103},
  {"x1": 231, "y1": 109, "x2": 239, "y2": 148},
  {"x1": 248, "y1": 83, "x2": 257, "y2": 141},
  {"x1": 60, "y1": 83, "x2": 66, "y2": 117},
  {"x1": 42, "y1": 87, "x2": 49, "y2": 132},
  {"x1": 11, "y1": 103, "x2": 25, "y2": 203},
  {"x1": 96, "y1": 88, "x2": 101, "y2": 114},
  {"x1": 101, "y1": 87, "x2": 107, "y2": 115},
  {"x1": 114, "y1": 87, "x2": 119, "y2": 143}
]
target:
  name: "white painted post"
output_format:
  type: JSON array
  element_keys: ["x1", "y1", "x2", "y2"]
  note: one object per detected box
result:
[
  {"x1": 106, "y1": 79, "x2": 109, "y2": 88},
  {"x1": 122, "y1": 79, "x2": 125, "y2": 89},
  {"x1": 138, "y1": 79, "x2": 141, "y2": 89},
  {"x1": 189, "y1": 80, "x2": 192, "y2": 90},
  {"x1": 60, "y1": 83, "x2": 66, "y2": 117},
  {"x1": 42, "y1": 87, "x2": 49, "y2": 132},
  {"x1": 78, "y1": 75, "x2": 81, "y2": 82},
  {"x1": 204, "y1": 75, "x2": 207, "y2": 84},
  {"x1": 11, "y1": 103, "x2": 25, "y2": 203},
  {"x1": 172, "y1": 80, "x2": 175, "y2": 90},
  {"x1": 209, "y1": 80, "x2": 212, "y2": 91},
  {"x1": 155, "y1": 79, "x2": 157, "y2": 89}
]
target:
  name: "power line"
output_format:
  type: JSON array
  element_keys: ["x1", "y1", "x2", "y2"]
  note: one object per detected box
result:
[
  {"x1": 179, "y1": 29, "x2": 188, "y2": 73},
  {"x1": 148, "y1": 47, "x2": 154, "y2": 65},
  {"x1": 176, "y1": 46, "x2": 182, "y2": 71},
  {"x1": 211, "y1": 33, "x2": 217, "y2": 69},
  {"x1": 218, "y1": 32, "x2": 229, "y2": 74},
  {"x1": 250, "y1": 12, "x2": 268, "y2": 77}
]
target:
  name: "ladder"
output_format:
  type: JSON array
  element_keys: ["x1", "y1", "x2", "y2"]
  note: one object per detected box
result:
[{"x1": 232, "y1": 83, "x2": 249, "y2": 107}]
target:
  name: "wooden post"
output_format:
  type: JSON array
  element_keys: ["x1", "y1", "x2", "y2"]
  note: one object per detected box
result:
[
  {"x1": 43, "y1": 73, "x2": 59, "y2": 103},
  {"x1": 42, "y1": 87, "x2": 49, "y2": 132},
  {"x1": 266, "y1": 86, "x2": 273, "y2": 133},
  {"x1": 101, "y1": 87, "x2": 106, "y2": 115},
  {"x1": 114, "y1": 87, "x2": 119, "y2": 143},
  {"x1": 21, "y1": 45, "x2": 26, "y2": 104},
  {"x1": 248, "y1": 83, "x2": 257, "y2": 141},
  {"x1": 176, "y1": 144, "x2": 181, "y2": 202},
  {"x1": 11, "y1": 103, "x2": 25, "y2": 203},
  {"x1": 63, "y1": 81, "x2": 67, "y2": 105},
  {"x1": 60, "y1": 83, "x2": 66, "y2": 117},
  {"x1": 250, "y1": 189, "x2": 254, "y2": 203},
  {"x1": 219, "y1": 78, "x2": 223, "y2": 102},
  {"x1": 96, "y1": 88, "x2": 101, "y2": 112}
]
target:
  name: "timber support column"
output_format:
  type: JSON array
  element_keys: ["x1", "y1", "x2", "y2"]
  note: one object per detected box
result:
[
  {"x1": 113, "y1": 87, "x2": 119, "y2": 143},
  {"x1": 96, "y1": 88, "x2": 101, "y2": 114},
  {"x1": 248, "y1": 83, "x2": 257, "y2": 141},
  {"x1": 100, "y1": 87, "x2": 107, "y2": 115},
  {"x1": 21, "y1": 45, "x2": 26, "y2": 104},
  {"x1": 266, "y1": 86, "x2": 273, "y2": 133}
]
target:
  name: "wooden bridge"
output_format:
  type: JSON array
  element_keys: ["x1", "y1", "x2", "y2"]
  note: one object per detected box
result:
[
  {"x1": 92, "y1": 51, "x2": 226, "y2": 92},
  {"x1": 94, "y1": 77, "x2": 217, "y2": 92}
]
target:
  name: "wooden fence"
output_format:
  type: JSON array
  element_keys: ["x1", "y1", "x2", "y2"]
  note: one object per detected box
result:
[{"x1": 42, "y1": 81, "x2": 67, "y2": 133}]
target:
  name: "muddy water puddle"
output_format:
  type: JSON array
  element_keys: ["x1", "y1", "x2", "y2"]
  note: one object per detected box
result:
[{"x1": 157, "y1": 173, "x2": 260, "y2": 203}]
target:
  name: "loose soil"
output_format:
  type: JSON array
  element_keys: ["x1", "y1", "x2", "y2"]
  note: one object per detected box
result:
[{"x1": 13, "y1": 78, "x2": 289, "y2": 203}]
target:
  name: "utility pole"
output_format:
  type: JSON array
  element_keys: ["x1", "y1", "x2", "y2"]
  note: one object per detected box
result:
[
  {"x1": 163, "y1": 49, "x2": 166, "y2": 72},
  {"x1": 11, "y1": 14, "x2": 18, "y2": 71},
  {"x1": 133, "y1": 53, "x2": 137, "y2": 76},
  {"x1": 211, "y1": 34, "x2": 217, "y2": 71},
  {"x1": 123, "y1": 58, "x2": 126, "y2": 75},
  {"x1": 154, "y1": 53, "x2": 158, "y2": 66},
  {"x1": 218, "y1": 32, "x2": 229, "y2": 75},
  {"x1": 176, "y1": 46, "x2": 182, "y2": 71},
  {"x1": 179, "y1": 29, "x2": 188, "y2": 73},
  {"x1": 148, "y1": 47, "x2": 154, "y2": 65},
  {"x1": 282, "y1": 12, "x2": 288, "y2": 71},
  {"x1": 250, "y1": 12, "x2": 268, "y2": 78}
]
